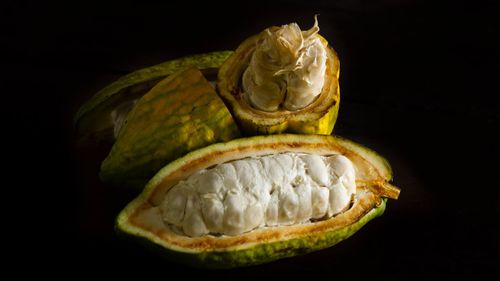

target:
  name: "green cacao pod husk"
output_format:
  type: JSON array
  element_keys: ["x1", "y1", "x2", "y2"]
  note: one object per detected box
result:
[
  {"x1": 100, "y1": 67, "x2": 240, "y2": 187},
  {"x1": 75, "y1": 51, "x2": 233, "y2": 144}
]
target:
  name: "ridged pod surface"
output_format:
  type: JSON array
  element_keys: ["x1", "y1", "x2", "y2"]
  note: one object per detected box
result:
[
  {"x1": 74, "y1": 51, "x2": 233, "y2": 143},
  {"x1": 100, "y1": 67, "x2": 240, "y2": 187}
]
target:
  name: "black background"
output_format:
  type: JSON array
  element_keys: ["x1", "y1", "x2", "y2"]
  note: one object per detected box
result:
[{"x1": 3, "y1": 0, "x2": 499, "y2": 279}]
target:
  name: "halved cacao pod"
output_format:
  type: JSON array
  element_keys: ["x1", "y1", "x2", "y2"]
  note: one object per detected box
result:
[{"x1": 116, "y1": 134, "x2": 399, "y2": 268}]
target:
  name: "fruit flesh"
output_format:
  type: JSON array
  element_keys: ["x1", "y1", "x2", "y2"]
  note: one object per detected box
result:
[
  {"x1": 243, "y1": 17, "x2": 327, "y2": 111},
  {"x1": 160, "y1": 153, "x2": 356, "y2": 237}
]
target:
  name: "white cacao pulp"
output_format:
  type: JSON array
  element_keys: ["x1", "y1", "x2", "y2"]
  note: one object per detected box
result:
[
  {"x1": 160, "y1": 153, "x2": 356, "y2": 237},
  {"x1": 242, "y1": 16, "x2": 327, "y2": 112}
]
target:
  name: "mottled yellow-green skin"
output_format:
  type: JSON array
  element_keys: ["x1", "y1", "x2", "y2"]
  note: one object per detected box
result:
[
  {"x1": 75, "y1": 51, "x2": 233, "y2": 125},
  {"x1": 100, "y1": 67, "x2": 240, "y2": 187}
]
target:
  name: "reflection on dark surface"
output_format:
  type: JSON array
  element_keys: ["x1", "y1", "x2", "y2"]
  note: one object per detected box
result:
[{"x1": 6, "y1": 0, "x2": 499, "y2": 279}]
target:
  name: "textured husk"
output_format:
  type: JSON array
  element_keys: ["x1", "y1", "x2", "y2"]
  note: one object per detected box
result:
[
  {"x1": 100, "y1": 67, "x2": 240, "y2": 187},
  {"x1": 74, "y1": 51, "x2": 233, "y2": 143}
]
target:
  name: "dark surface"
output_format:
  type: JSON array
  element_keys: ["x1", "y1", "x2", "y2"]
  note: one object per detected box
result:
[{"x1": 3, "y1": 0, "x2": 499, "y2": 279}]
